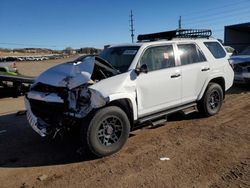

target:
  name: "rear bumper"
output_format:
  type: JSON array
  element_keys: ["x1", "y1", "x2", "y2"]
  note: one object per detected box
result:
[{"x1": 234, "y1": 72, "x2": 250, "y2": 84}]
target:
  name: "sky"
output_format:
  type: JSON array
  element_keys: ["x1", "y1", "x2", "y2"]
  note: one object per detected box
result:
[{"x1": 1, "y1": 0, "x2": 250, "y2": 49}]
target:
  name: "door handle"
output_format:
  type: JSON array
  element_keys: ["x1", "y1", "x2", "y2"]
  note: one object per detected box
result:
[
  {"x1": 201, "y1": 67, "x2": 210, "y2": 71},
  {"x1": 171, "y1": 73, "x2": 181, "y2": 78}
]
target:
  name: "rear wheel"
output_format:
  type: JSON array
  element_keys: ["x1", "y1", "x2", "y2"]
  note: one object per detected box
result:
[
  {"x1": 198, "y1": 83, "x2": 223, "y2": 117},
  {"x1": 81, "y1": 106, "x2": 130, "y2": 157}
]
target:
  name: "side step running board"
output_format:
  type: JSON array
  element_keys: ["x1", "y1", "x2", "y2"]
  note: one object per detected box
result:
[
  {"x1": 138, "y1": 103, "x2": 197, "y2": 124},
  {"x1": 182, "y1": 106, "x2": 197, "y2": 115}
]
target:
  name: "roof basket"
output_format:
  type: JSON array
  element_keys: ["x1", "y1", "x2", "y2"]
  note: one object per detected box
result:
[{"x1": 137, "y1": 29, "x2": 212, "y2": 42}]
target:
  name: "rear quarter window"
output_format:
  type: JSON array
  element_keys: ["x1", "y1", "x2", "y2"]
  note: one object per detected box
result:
[{"x1": 204, "y1": 42, "x2": 226, "y2": 59}]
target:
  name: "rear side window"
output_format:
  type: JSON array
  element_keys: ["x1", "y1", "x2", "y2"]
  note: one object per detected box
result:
[
  {"x1": 204, "y1": 42, "x2": 226, "y2": 59},
  {"x1": 177, "y1": 44, "x2": 206, "y2": 65}
]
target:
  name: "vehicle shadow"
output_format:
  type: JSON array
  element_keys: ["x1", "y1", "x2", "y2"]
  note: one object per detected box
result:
[
  {"x1": 226, "y1": 84, "x2": 250, "y2": 95},
  {"x1": 0, "y1": 87, "x2": 18, "y2": 98},
  {"x1": 0, "y1": 83, "x2": 30, "y2": 99},
  {"x1": 139, "y1": 111, "x2": 204, "y2": 130},
  {"x1": 0, "y1": 113, "x2": 97, "y2": 168}
]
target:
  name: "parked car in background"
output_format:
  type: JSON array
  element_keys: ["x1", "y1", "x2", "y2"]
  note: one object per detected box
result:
[
  {"x1": 0, "y1": 62, "x2": 33, "y2": 97},
  {"x1": 229, "y1": 46, "x2": 250, "y2": 83},
  {"x1": 224, "y1": 46, "x2": 235, "y2": 56},
  {"x1": 0, "y1": 62, "x2": 18, "y2": 74}
]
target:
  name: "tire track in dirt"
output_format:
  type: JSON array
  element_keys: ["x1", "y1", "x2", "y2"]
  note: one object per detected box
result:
[{"x1": 210, "y1": 157, "x2": 250, "y2": 188}]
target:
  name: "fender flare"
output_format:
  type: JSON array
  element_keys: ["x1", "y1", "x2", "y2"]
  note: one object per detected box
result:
[
  {"x1": 197, "y1": 74, "x2": 225, "y2": 101},
  {"x1": 107, "y1": 92, "x2": 138, "y2": 121}
]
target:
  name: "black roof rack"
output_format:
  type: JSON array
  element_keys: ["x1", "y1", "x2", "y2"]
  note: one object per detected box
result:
[{"x1": 137, "y1": 29, "x2": 212, "y2": 42}]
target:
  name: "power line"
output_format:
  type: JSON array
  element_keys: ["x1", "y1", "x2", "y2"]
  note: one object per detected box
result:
[
  {"x1": 176, "y1": 0, "x2": 250, "y2": 41},
  {"x1": 183, "y1": 13, "x2": 250, "y2": 29},
  {"x1": 183, "y1": 7, "x2": 250, "y2": 25},
  {"x1": 181, "y1": 0, "x2": 249, "y2": 17}
]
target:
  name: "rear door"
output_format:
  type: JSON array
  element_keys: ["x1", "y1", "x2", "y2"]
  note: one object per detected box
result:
[{"x1": 176, "y1": 43, "x2": 209, "y2": 104}]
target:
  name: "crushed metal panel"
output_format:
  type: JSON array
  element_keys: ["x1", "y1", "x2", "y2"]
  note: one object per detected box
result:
[
  {"x1": 35, "y1": 56, "x2": 95, "y2": 89},
  {"x1": 28, "y1": 91, "x2": 64, "y2": 103},
  {"x1": 89, "y1": 89, "x2": 108, "y2": 108}
]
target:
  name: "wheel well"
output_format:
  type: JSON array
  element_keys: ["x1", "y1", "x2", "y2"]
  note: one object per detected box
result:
[
  {"x1": 209, "y1": 77, "x2": 225, "y2": 98},
  {"x1": 108, "y1": 99, "x2": 134, "y2": 130}
]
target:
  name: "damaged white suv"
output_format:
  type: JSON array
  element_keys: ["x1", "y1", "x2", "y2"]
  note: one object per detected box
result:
[{"x1": 25, "y1": 29, "x2": 234, "y2": 157}]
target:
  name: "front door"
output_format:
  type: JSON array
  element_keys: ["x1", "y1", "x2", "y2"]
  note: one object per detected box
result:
[{"x1": 136, "y1": 45, "x2": 182, "y2": 117}]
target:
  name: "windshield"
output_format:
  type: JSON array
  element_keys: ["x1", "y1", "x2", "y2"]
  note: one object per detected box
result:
[
  {"x1": 239, "y1": 46, "x2": 250, "y2": 55},
  {"x1": 100, "y1": 46, "x2": 139, "y2": 73}
]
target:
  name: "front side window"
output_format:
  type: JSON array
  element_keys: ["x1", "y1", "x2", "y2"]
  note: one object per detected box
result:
[
  {"x1": 140, "y1": 45, "x2": 175, "y2": 72},
  {"x1": 204, "y1": 42, "x2": 226, "y2": 58},
  {"x1": 177, "y1": 43, "x2": 206, "y2": 65},
  {"x1": 100, "y1": 46, "x2": 139, "y2": 73}
]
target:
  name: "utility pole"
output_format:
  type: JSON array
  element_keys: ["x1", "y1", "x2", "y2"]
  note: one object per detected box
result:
[
  {"x1": 178, "y1": 16, "x2": 182, "y2": 29},
  {"x1": 129, "y1": 10, "x2": 135, "y2": 43}
]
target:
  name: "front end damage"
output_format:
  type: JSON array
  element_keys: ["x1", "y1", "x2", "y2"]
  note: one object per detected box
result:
[
  {"x1": 229, "y1": 56, "x2": 250, "y2": 83},
  {"x1": 25, "y1": 56, "x2": 116, "y2": 137}
]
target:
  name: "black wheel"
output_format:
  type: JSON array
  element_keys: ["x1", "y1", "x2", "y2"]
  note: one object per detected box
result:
[
  {"x1": 198, "y1": 83, "x2": 223, "y2": 117},
  {"x1": 81, "y1": 106, "x2": 130, "y2": 157}
]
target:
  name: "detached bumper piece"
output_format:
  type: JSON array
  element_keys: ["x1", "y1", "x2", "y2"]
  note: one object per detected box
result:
[
  {"x1": 25, "y1": 90, "x2": 67, "y2": 137},
  {"x1": 25, "y1": 98, "x2": 47, "y2": 137},
  {"x1": 234, "y1": 72, "x2": 250, "y2": 84}
]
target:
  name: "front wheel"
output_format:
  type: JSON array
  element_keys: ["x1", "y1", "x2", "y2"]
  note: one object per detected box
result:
[
  {"x1": 198, "y1": 83, "x2": 223, "y2": 117},
  {"x1": 81, "y1": 106, "x2": 130, "y2": 157}
]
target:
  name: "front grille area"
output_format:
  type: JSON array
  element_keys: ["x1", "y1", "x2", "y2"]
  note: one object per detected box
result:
[{"x1": 29, "y1": 99, "x2": 67, "y2": 125}]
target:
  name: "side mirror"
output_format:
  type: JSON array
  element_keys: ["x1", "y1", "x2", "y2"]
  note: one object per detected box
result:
[{"x1": 135, "y1": 64, "x2": 148, "y2": 75}]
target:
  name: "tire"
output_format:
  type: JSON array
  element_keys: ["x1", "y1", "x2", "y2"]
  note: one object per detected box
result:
[
  {"x1": 198, "y1": 83, "x2": 223, "y2": 117},
  {"x1": 81, "y1": 106, "x2": 130, "y2": 157}
]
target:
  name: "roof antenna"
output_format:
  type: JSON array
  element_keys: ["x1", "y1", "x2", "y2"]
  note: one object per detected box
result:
[{"x1": 129, "y1": 10, "x2": 135, "y2": 43}]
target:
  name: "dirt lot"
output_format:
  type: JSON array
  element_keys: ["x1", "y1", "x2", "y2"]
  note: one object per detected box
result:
[
  {"x1": 15, "y1": 56, "x2": 79, "y2": 77},
  {"x1": 0, "y1": 60, "x2": 250, "y2": 187}
]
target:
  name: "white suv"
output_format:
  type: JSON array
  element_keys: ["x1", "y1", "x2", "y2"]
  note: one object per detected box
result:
[{"x1": 25, "y1": 29, "x2": 234, "y2": 157}]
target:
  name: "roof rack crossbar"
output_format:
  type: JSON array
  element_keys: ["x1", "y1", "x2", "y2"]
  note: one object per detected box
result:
[{"x1": 137, "y1": 29, "x2": 212, "y2": 42}]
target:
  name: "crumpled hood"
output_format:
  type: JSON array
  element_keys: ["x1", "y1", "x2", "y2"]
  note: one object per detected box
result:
[
  {"x1": 229, "y1": 55, "x2": 250, "y2": 64},
  {"x1": 34, "y1": 56, "x2": 95, "y2": 89}
]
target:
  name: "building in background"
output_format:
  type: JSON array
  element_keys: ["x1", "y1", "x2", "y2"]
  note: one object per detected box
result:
[{"x1": 224, "y1": 22, "x2": 250, "y2": 53}]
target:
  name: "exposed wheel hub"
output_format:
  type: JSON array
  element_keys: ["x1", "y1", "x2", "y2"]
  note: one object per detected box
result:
[
  {"x1": 97, "y1": 116, "x2": 123, "y2": 146},
  {"x1": 106, "y1": 125, "x2": 114, "y2": 135},
  {"x1": 209, "y1": 90, "x2": 220, "y2": 110}
]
